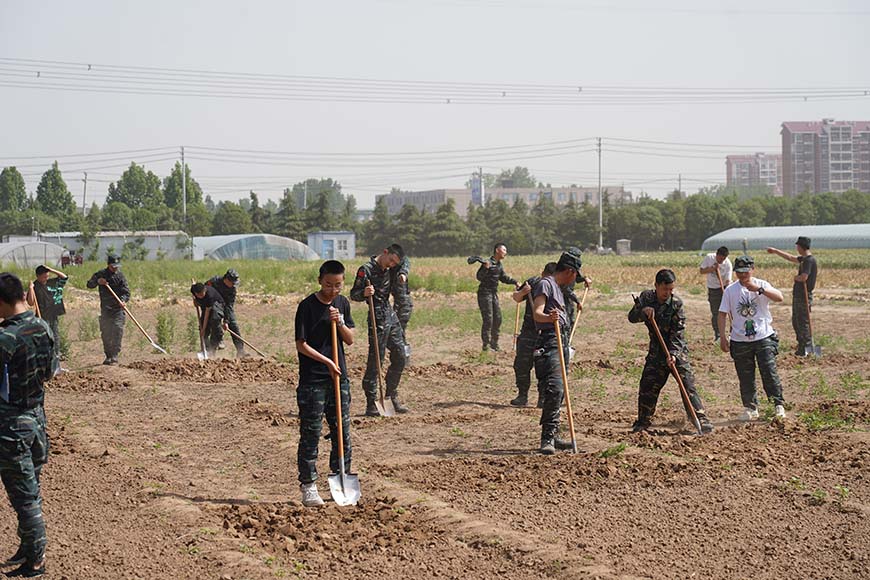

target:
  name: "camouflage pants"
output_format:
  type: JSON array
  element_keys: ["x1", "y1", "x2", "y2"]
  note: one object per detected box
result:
[
  {"x1": 362, "y1": 310, "x2": 407, "y2": 402},
  {"x1": 637, "y1": 355, "x2": 704, "y2": 426},
  {"x1": 223, "y1": 304, "x2": 244, "y2": 353},
  {"x1": 296, "y1": 377, "x2": 352, "y2": 484},
  {"x1": 477, "y1": 289, "x2": 502, "y2": 349},
  {"x1": 45, "y1": 317, "x2": 61, "y2": 359},
  {"x1": 393, "y1": 284, "x2": 414, "y2": 334},
  {"x1": 792, "y1": 288, "x2": 812, "y2": 351},
  {"x1": 0, "y1": 406, "x2": 48, "y2": 564},
  {"x1": 99, "y1": 308, "x2": 126, "y2": 359},
  {"x1": 707, "y1": 287, "x2": 723, "y2": 339},
  {"x1": 730, "y1": 335, "x2": 784, "y2": 409},
  {"x1": 535, "y1": 331, "x2": 569, "y2": 441},
  {"x1": 513, "y1": 333, "x2": 538, "y2": 398},
  {"x1": 200, "y1": 304, "x2": 225, "y2": 354}
]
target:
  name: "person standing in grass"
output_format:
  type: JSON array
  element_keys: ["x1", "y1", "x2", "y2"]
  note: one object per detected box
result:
[
  {"x1": 0, "y1": 272, "x2": 55, "y2": 577},
  {"x1": 86, "y1": 255, "x2": 129, "y2": 366},
  {"x1": 350, "y1": 243, "x2": 409, "y2": 416},
  {"x1": 294, "y1": 260, "x2": 355, "y2": 507},
  {"x1": 699, "y1": 246, "x2": 732, "y2": 341},
  {"x1": 628, "y1": 269, "x2": 714, "y2": 433},
  {"x1": 718, "y1": 255, "x2": 787, "y2": 421},
  {"x1": 27, "y1": 265, "x2": 68, "y2": 362},
  {"x1": 766, "y1": 237, "x2": 818, "y2": 356},
  {"x1": 475, "y1": 243, "x2": 518, "y2": 352}
]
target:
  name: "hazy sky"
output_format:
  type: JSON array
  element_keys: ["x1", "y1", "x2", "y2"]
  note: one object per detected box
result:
[{"x1": 1, "y1": 0, "x2": 868, "y2": 209}]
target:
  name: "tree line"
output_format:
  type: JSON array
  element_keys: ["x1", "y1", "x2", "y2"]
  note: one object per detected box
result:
[{"x1": 2, "y1": 162, "x2": 869, "y2": 257}]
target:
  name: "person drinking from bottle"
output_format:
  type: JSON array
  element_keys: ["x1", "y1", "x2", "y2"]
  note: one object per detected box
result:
[{"x1": 628, "y1": 269, "x2": 713, "y2": 434}]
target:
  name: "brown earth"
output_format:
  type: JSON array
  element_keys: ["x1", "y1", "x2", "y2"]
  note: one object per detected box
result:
[{"x1": 1, "y1": 287, "x2": 868, "y2": 579}]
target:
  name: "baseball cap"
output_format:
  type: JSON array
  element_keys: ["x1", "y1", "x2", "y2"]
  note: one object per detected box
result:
[
  {"x1": 107, "y1": 255, "x2": 121, "y2": 267},
  {"x1": 224, "y1": 268, "x2": 240, "y2": 282},
  {"x1": 557, "y1": 247, "x2": 582, "y2": 272},
  {"x1": 796, "y1": 236, "x2": 811, "y2": 249},
  {"x1": 734, "y1": 255, "x2": 755, "y2": 272}
]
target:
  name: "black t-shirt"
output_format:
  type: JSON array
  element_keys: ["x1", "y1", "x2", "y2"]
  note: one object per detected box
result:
[
  {"x1": 193, "y1": 286, "x2": 225, "y2": 310},
  {"x1": 295, "y1": 294, "x2": 355, "y2": 383},
  {"x1": 797, "y1": 255, "x2": 818, "y2": 294}
]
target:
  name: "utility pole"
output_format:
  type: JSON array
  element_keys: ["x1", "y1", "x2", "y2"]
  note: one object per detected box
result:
[
  {"x1": 678, "y1": 173, "x2": 682, "y2": 197},
  {"x1": 81, "y1": 172, "x2": 88, "y2": 215},
  {"x1": 597, "y1": 137, "x2": 603, "y2": 250},
  {"x1": 479, "y1": 166, "x2": 485, "y2": 206},
  {"x1": 181, "y1": 146, "x2": 187, "y2": 226},
  {"x1": 303, "y1": 181, "x2": 308, "y2": 210}
]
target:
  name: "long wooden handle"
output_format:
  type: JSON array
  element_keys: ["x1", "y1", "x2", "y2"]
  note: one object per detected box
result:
[
  {"x1": 331, "y1": 320, "x2": 346, "y2": 466},
  {"x1": 648, "y1": 316, "x2": 702, "y2": 434},
  {"x1": 104, "y1": 283, "x2": 156, "y2": 345},
  {"x1": 224, "y1": 327, "x2": 268, "y2": 358},
  {"x1": 553, "y1": 318, "x2": 577, "y2": 453},
  {"x1": 366, "y1": 291, "x2": 386, "y2": 403},
  {"x1": 29, "y1": 285, "x2": 42, "y2": 319},
  {"x1": 513, "y1": 301, "x2": 521, "y2": 349},
  {"x1": 568, "y1": 286, "x2": 589, "y2": 345},
  {"x1": 715, "y1": 268, "x2": 725, "y2": 292}
]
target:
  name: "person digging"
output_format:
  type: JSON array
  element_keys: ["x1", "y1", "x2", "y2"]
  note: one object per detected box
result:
[
  {"x1": 628, "y1": 269, "x2": 714, "y2": 434},
  {"x1": 510, "y1": 262, "x2": 557, "y2": 408},
  {"x1": 206, "y1": 268, "x2": 250, "y2": 358},
  {"x1": 190, "y1": 282, "x2": 226, "y2": 358},
  {"x1": 85, "y1": 255, "x2": 129, "y2": 365},
  {"x1": 531, "y1": 249, "x2": 583, "y2": 455}
]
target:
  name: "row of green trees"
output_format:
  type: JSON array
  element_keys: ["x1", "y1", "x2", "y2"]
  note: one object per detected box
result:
[{"x1": 3, "y1": 161, "x2": 869, "y2": 256}]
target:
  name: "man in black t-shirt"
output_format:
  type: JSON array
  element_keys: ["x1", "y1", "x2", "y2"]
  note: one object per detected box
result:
[
  {"x1": 766, "y1": 236, "x2": 819, "y2": 356},
  {"x1": 294, "y1": 260, "x2": 355, "y2": 507},
  {"x1": 190, "y1": 282, "x2": 225, "y2": 357}
]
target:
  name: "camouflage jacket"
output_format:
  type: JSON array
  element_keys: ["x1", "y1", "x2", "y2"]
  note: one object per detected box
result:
[
  {"x1": 0, "y1": 311, "x2": 55, "y2": 410},
  {"x1": 628, "y1": 289, "x2": 689, "y2": 359},
  {"x1": 350, "y1": 256, "x2": 396, "y2": 319},
  {"x1": 86, "y1": 268, "x2": 130, "y2": 311},
  {"x1": 476, "y1": 257, "x2": 517, "y2": 292}
]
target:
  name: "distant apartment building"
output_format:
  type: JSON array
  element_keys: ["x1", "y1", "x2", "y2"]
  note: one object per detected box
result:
[
  {"x1": 725, "y1": 153, "x2": 782, "y2": 194},
  {"x1": 781, "y1": 119, "x2": 870, "y2": 196},
  {"x1": 378, "y1": 186, "x2": 631, "y2": 218}
]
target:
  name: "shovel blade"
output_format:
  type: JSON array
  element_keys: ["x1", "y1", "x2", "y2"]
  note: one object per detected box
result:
[
  {"x1": 376, "y1": 397, "x2": 396, "y2": 417},
  {"x1": 804, "y1": 344, "x2": 822, "y2": 357},
  {"x1": 152, "y1": 342, "x2": 168, "y2": 355},
  {"x1": 196, "y1": 350, "x2": 208, "y2": 361},
  {"x1": 328, "y1": 471, "x2": 360, "y2": 506}
]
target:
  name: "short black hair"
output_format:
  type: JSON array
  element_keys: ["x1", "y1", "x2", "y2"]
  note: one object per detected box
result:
[
  {"x1": 494, "y1": 243, "x2": 506, "y2": 253},
  {"x1": 0, "y1": 273, "x2": 25, "y2": 306},
  {"x1": 542, "y1": 262, "x2": 558, "y2": 276},
  {"x1": 386, "y1": 243, "x2": 405, "y2": 259},
  {"x1": 716, "y1": 246, "x2": 729, "y2": 257},
  {"x1": 655, "y1": 269, "x2": 676, "y2": 285},
  {"x1": 319, "y1": 260, "x2": 346, "y2": 277},
  {"x1": 190, "y1": 282, "x2": 205, "y2": 295},
  {"x1": 35, "y1": 265, "x2": 49, "y2": 276}
]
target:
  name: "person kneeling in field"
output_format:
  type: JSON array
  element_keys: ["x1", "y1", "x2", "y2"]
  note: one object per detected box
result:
[
  {"x1": 532, "y1": 250, "x2": 582, "y2": 455},
  {"x1": 628, "y1": 269, "x2": 714, "y2": 433},
  {"x1": 294, "y1": 260, "x2": 355, "y2": 507},
  {"x1": 190, "y1": 282, "x2": 225, "y2": 357},
  {"x1": 718, "y1": 256, "x2": 786, "y2": 421}
]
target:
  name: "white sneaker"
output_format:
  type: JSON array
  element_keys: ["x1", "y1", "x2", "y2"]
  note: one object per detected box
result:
[
  {"x1": 775, "y1": 405, "x2": 786, "y2": 419},
  {"x1": 300, "y1": 482, "x2": 324, "y2": 507},
  {"x1": 739, "y1": 407, "x2": 759, "y2": 421}
]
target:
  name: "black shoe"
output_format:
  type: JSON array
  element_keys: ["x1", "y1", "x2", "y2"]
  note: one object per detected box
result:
[
  {"x1": 364, "y1": 401, "x2": 379, "y2": 417},
  {"x1": 482, "y1": 344, "x2": 490, "y2": 352},
  {"x1": 391, "y1": 397, "x2": 410, "y2": 414},
  {"x1": 109, "y1": 357, "x2": 119, "y2": 366},
  {"x1": 491, "y1": 344, "x2": 500, "y2": 352},
  {"x1": 554, "y1": 438, "x2": 574, "y2": 450},
  {"x1": 698, "y1": 414, "x2": 714, "y2": 434},
  {"x1": 102, "y1": 357, "x2": 112, "y2": 366},
  {"x1": 631, "y1": 420, "x2": 650, "y2": 433},
  {"x1": 6, "y1": 560, "x2": 45, "y2": 577},
  {"x1": 3, "y1": 547, "x2": 25, "y2": 566},
  {"x1": 539, "y1": 438, "x2": 556, "y2": 455},
  {"x1": 509, "y1": 395, "x2": 528, "y2": 407}
]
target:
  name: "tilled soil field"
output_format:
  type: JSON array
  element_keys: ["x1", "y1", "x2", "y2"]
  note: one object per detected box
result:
[{"x1": 1, "y1": 288, "x2": 867, "y2": 579}]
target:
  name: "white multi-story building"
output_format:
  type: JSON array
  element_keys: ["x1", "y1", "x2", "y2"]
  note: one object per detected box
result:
[{"x1": 781, "y1": 119, "x2": 870, "y2": 196}]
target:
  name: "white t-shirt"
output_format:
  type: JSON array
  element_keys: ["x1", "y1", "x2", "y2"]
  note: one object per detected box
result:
[
  {"x1": 719, "y1": 277, "x2": 776, "y2": 342},
  {"x1": 700, "y1": 254, "x2": 733, "y2": 289}
]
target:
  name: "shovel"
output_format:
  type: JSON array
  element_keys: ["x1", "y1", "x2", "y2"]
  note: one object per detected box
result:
[
  {"x1": 803, "y1": 280, "x2": 822, "y2": 357},
  {"x1": 648, "y1": 316, "x2": 703, "y2": 435},
  {"x1": 28, "y1": 284, "x2": 42, "y2": 319},
  {"x1": 193, "y1": 303, "x2": 208, "y2": 360},
  {"x1": 104, "y1": 284, "x2": 168, "y2": 355},
  {"x1": 553, "y1": 317, "x2": 578, "y2": 453},
  {"x1": 513, "y1": 300, "x2": 522, "y2": 351},
  {"x1": 224, "y1": 327, "x2": 270, "y2": 359},
  {"x1": 366, "y1": 288, "x2": 396, "y2": 417},
  {"x1": 568, "y1": 286, "x2": 589, "y2": 346},
  {"x1": 328, "y1": 319, "x2": 360, "y2": 506}
]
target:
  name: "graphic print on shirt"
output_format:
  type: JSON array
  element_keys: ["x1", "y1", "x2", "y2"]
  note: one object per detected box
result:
[{"x1": 737, "y1": 295, "x2": 758, "y2": 338}]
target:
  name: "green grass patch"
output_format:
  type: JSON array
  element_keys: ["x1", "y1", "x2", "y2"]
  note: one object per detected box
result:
[
  {"x1": 598, "y1": 442, "x2": 628, "y2": 458},
  {"x1": 799, "y1": 406, "x2": 855, "y2": 432}
]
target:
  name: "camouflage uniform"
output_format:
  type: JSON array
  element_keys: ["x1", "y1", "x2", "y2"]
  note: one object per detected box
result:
[
  {"x1": 208, "y1": 275, "x2": 244, "y2": 355},
  {"x1": 0, "y1": 311, "x2": 55, "y2": 569},
  {"x1": 192, "y1": 286, "x2": 226, "y2": 355},
  {"x1": 86, "y1": 268, "x2": 130, "y2": 362},
  {"x1": 350, "y1": 257, "x2": 407, "y2": 406},
  {"x1": 391, "y1": 256, "x2": 413, "y2": 359},
  {"x1": 512, "y1": 276, "x2": 541, "y2": 405},
  {"x1": 32, "y1": 277, "x2": 67, "y2": 359},
  {"x1": 791, "y1": 255, "x2": 818, "y2": 354},
  {"x1": 297, "y1": 376, "x2": 352, "y2": 483},
  {"x1": 532, "y1": 277, "x2": 570, "y2": 445},
  {"x1": 628, "y1": 290, "x2": 710, "y2": 430},
  {"x1": 476, "y1": 258, "x2": 517, "y2": 350}
]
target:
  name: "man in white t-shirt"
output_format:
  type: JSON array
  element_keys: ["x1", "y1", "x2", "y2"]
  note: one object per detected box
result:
[
  {"x1": 699, "y1": 246, "x2": 732, "y2": 341},
  {"x1": 718, "y1": 255, "x2": 786, "y2": 421}
]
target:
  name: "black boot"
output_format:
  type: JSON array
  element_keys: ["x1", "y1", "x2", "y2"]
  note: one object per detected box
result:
[
  {"x1": 631, "y1": 418, "x2": 651, "y2": 433},
  {"x1": 6, "y1": 559, "x2": 45, "y2": 577},
  {"x1": 4, "y1": 546, "x2": 26, "y2": 566},
  {"x1": 390, "y1": 397, "x2": 409, "y2": 414},
  {"x1": 510, "y1": 389, "x2": 529, "y2": 407},
  {"x1": 539, "y1": 437, "x2": 556, "y2": 455},
  {"x1": 364, "y1": 398, "x2": 380, "y2": 417},
  {"x1": 554, "y1": 437, "x2": 574, "y2": 450},
  {"x1": 697, "y1": 412, "x2": 714, "y2": 433}
]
